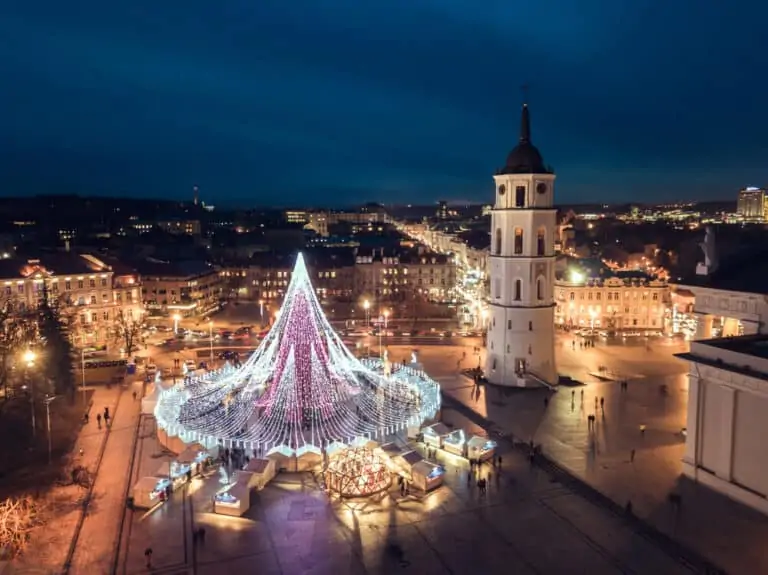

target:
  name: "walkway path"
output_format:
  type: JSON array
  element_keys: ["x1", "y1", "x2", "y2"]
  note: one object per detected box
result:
[
  {"x1": 65, "y1": 379, "x2": 143, "y2": 574},
  {"x1": 11, "y1": 385, "x2": 123, "y2": 574}
]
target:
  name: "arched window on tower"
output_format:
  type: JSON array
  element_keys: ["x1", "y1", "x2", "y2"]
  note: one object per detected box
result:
[
  {"x1": 537, "y1": 227, "x2": 546, "y2": 256},
  {"x1": 514, "y1": 279, "x2": 522, "y2": 301},
  {"x1": 514, "y1": 228, "x2": 523, "y2": 254},
  {"x1": 495, "y1": 228, "x2": 502, "y2": 255},
  {"x1": 537, "y1": 278, "x2": 544, "y2": 300}
]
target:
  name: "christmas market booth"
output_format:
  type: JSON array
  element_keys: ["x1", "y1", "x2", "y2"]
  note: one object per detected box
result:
[
  {"x1": 467, "y1": 436, "x2": 497, "y2": 463},
  {"x1": 422, "y1": 422, "x2": 451, "y2": 449},
  {"x1": 442, "y1": 429, "x2": 467, "y2": 457},
  {"x1": 324, "y1": 447, "x2": 392, "y2": 498},
  {"x1": 410, "y1": 461, "x2": 444, "y2": 492},
  {"x1": 132, "y1": 476, "x2": 172, "y2": 509},
  {"x1": 392, "y1": 450, "x2": 424, "y2": 475},
  {"x1": 176, "y1": 443, "x2": 213, "y2": 476},
  {"x1": 213, "y1": 481, "x2": 251, "y2": 517},
  {"x1": 243, "y1": 458, "x2": 277, "y2": 490},
  {"x1": 155, "y1": 460, "x2": 191, "y2": 490}
]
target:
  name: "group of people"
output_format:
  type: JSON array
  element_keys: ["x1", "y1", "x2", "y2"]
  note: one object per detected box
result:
[{"x1": 83, "y1": 405, "x2": 111, "y2": 429}]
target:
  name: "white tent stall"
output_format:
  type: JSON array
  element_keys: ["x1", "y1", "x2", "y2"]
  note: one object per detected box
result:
[
  {"x1": 410, "y1": 461, "x2": 444, "y2": 492},
  {"x1": 155, "y1": 460, "x2": 191, "y2": 489},
  {"x1": 393, "y1": 450, "x2": 423, "y2": 475},
  {"x1": 214, "y1": 481, "x2": 251, "y2": 517},
  {"x1": 442, "y1": 429, "x2": 467, "y2": 456},
  {"x1": 467, "y1": 436, "x2": 497, "y2": 463},
  {"x1": 132, "y1": 476, "x2": 172, "y2": 509},
  {"x1": 422, "y1": 422, "x2": 451, "y2": 449},
  {"x1": 244, "y1": 458, "x2": 277, "y2": 489}
]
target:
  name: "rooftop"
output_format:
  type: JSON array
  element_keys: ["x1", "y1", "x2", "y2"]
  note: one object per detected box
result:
[
  {"x1": 677, "y1": 248, "x2": 768, "y2": 295},
  {"x1": 700, "y1": 334, "x2": 768, "y2": 361}
]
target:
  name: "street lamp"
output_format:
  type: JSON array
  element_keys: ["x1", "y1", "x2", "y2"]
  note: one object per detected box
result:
[
  {"x1": 589, "y1": 309, "x2": 597, "y2": 333},
  {"x1": 379, "y1": 309, "x2": 390, "y2": 358},
  {"x1": 208, "y1": 319, "x2": 214, "y2": 364},
  {"x1": 362, "y1": 299, "x2": 370, "y2": 327},
  {"x1": 44, "y1": 395, "x2": 57, "y2": 464},
  {"x1": 258, "y1": 299, "x2": 264, "y2": 325},
  {"x1": 23, "y1": 350, "x2": 37, "y2": 437},
  {"x1": 172, "y1": 313, "x2": 181, "y2": 335}
]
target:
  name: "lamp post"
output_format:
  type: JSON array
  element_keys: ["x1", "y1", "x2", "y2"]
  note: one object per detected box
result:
[
  {"x1": 589, "y1": 309, "x2": 597, "y2": 334},
  {"x1": 379, "y1": 309, "x2": 390, "y2": 358},
  {"x1": 362, "y1": 299, "x2": 370, "y2": 328},
  {"x1": 258, "y1": 299, "x2": 264, "y2": 325},
  {"x1": 173, "y1": 313, "x2": 181, "y2": 335},
  {"x1": 44, "y1": 395, "x2": 57, "y2": 464},
  {"x1": 208, "y1": 319, "x2": 214, "y2": 364},
  {"x1": 23, "y1": 350, "x2": 37, "y2": 438}
]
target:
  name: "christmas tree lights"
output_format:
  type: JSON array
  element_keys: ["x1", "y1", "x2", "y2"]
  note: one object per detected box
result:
[{"x1": 155, "y1": 253, "x2": 441, "y2": 454}]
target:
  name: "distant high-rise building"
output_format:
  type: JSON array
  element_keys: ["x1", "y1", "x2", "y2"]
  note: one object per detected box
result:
[{"x1": 736, "y1": 187, "x2": 766, "y2": 221}]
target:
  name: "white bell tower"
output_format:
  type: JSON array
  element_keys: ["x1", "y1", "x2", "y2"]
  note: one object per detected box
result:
[{"x1": 485, "y1": 102, "x2": 557, "y2": 387}]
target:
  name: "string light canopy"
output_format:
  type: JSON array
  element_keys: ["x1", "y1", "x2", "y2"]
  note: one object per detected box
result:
[{"x1": 155, "y1": 253, "x2": 441, "y2": 455}]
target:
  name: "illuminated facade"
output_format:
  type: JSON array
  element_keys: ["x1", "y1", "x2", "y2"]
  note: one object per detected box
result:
[
  {"x1": 555, "y1": 276, "x2": 669, "y2": 332},
  {"x1": 485, "y1": 102, "x2": 557, "y2": 387},
  {"x1": 736, "y1": 187, "x2": 767, "y2": 222}
]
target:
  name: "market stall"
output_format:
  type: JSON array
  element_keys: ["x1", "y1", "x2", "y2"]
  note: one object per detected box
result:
[
  {"x1": 442, "y1": 429, "x2": 467, "y2": 456},
  {"x1": 393, "y1": 450, "x2": 423, "y2": 476},
  {"x1": 244, "y1": 458, "x2": 277, "y2": 489},
  {"x1": 155, "y1": 460, "x2": 191, "y2": 489},
  {"x1": 176, "y1": 443, "x2": 211, "y2": 475},
  {"x1": 213, "y1": 482, "x2": 250, "y2": 517},
  {"x1": 422, "y1": 422, "x2": 450, "y2": 449},
  {"x1": 132, "y1": 476, "x2": 172, "y2": 509},
  {"x1": 410, "y1": 461, "x2": 444, "y2": 492},
  {"x1": 467, "y1": 436, "x2": 497, "y2": 463}
]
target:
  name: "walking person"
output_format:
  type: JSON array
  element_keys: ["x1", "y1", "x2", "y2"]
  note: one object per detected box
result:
[
  {"x1": 144, "y1": 548, "x2": 153, "y2": 569},
  {"x1": 132, "y1": 390, "x2": 137, "y2": 401},
  {"x1": 600, "y1": 397, "x2": 605, "y2": 410},
  {"x1": 630, "y1": 449, "x2": 636, "y2": 463},
  {"x1": 96, "y1": 413, "x2": 102, "y2": 429}
]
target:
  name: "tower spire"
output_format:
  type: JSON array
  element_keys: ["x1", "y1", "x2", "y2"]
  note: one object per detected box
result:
[{"x1": 520, "y1": 84, "x2": 531, "y2": 143}]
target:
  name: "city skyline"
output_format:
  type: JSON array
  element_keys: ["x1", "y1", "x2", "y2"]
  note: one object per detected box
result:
[{"x1": 1, "y1": 1, "x2": 767, "y2": 205}]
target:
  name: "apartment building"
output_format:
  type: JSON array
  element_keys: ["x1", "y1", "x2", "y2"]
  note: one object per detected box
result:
[{"x1": 137, "y1": 259, "x2": 222, "y2": 317}]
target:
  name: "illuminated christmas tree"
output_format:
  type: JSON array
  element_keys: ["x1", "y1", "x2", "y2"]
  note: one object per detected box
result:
[{"x1": 156, "y1": 253, "x2": 441, "y2": 454}]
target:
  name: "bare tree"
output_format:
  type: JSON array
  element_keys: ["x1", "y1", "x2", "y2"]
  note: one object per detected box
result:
[
  {"x1": 113, "y1": 310, "x2": 143, "y2": 358},
  {"x1": 0, "y1": 299, "x2": 37, "y2": 405},
  {"x1": 0, "y1": 495, "x2": 40, "y2": 558}
]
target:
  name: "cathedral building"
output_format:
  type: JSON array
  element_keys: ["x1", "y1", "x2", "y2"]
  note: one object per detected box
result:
[{"x1": 485, "y1": 103, "x2": 557, "y2": 387}]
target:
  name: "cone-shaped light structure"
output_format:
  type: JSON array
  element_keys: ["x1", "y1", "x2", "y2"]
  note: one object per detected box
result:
[{"x1": 155, "y1": 253, "x2": 440, "y2": 454}]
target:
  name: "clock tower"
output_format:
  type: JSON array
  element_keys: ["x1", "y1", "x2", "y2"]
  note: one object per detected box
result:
[{"x1": 485, "y1": 102, "x2": 557, "y2": 387}]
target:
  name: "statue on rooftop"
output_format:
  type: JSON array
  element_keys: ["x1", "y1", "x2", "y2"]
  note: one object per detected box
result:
[{"x1": 697, "y1": 226, "x2": 718, "y2": 275}]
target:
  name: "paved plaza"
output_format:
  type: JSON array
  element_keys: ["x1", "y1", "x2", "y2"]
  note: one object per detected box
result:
[
  {"x1": 406, "y1": 334, "x2": 768, "y2": 575},
  {"x1": 111, "y1": 408, "x2": 701, "y2": 575},
  {"x1": 14, "y1": 331, "x2": 768, "y2": 574}
]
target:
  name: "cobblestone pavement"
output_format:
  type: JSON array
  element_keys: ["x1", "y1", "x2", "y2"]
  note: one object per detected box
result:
[{"x1": 433, "y1": 338, "x2": 768, "y2": 575}]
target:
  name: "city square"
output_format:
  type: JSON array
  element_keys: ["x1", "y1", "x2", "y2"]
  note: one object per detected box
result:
[{"x1": 10, "y1": 287, "x2": 766, "y2": 575}]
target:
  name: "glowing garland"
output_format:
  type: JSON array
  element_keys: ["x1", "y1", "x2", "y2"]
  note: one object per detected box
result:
[{"x1": 155, "y1": 253, "x2": 441, "y2": 454}]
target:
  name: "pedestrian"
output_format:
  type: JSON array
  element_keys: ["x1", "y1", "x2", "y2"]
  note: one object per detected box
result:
[
  {"x1": 144, "y1": 547, "x2": 153, "y2": 569},
  {"x1": 594, "y1": 397, "x2": 598, "y2": 409},
  {"x1": 104, "y1": 412, "x2": 110, "y2": 426},
  {"x1": 571, "y1": 390, "x2": 575, "y2": 401},
  {"x1": 630, "y1": 449, "x2": 636, "y2": 462},
  {"x1": 580, "y1": 389, "x2": 584, "y2": 401},
  {"x1": 132, "y1": 390, "x2": 137, "y2": 401},
  {"x1": 104, "y1": 406, "x2": 110, "y2": 419},
  {"x1": 84, "y1": 412, "x2": 89, "y2": 424},
  {"x1": 600, "y1": 397, "x2": 605, "y2": 409},
  {"x1": 498, "y1": 455, "x2": 502, "y2": 468},
  {"x1": 96, "y1": 413, "x2": 102, "y2": 429}
]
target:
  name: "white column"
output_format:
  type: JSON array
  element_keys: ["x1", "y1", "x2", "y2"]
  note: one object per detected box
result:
[
  {"x1": 683, "y1": 373, "x2": 700, "y2": 466},
  {"x1": 695, "y1": 312, "x2": 713, "y2": 340},
  {"x1": 713, "y1": 385, "x2": 736, "y2": 482}
]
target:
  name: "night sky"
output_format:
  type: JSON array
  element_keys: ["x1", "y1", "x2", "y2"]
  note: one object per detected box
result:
[{"x1": 1, "y1": 1, "x2": 766, "y2": 206}]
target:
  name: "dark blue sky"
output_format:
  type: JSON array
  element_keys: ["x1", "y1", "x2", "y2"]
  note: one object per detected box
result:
[{"x1": 1, "y1": 1, "x2": 767, "y2": 206}]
